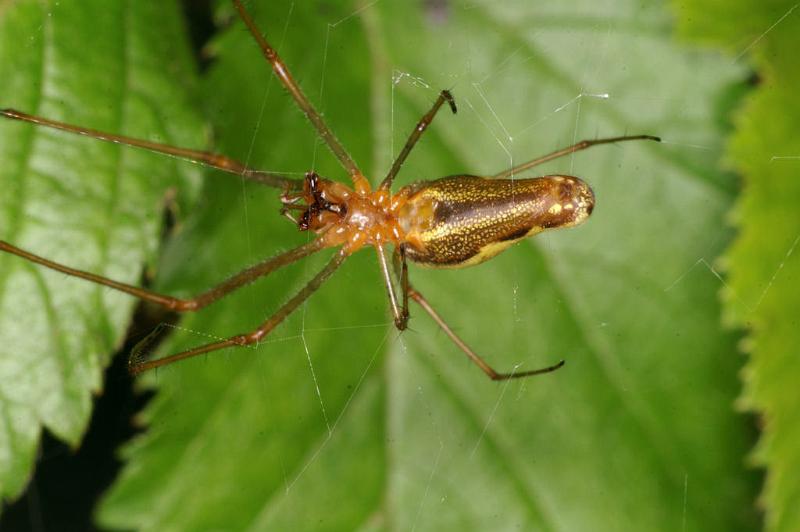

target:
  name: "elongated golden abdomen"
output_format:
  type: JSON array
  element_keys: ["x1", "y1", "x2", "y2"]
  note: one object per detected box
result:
[{"x1": 397, "y1": 175, "x2": 594, "y2": 268}]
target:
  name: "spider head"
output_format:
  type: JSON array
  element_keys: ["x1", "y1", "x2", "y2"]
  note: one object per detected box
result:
[{"x1": 281, "y1": 172, "x2": 349, "y2": 232}]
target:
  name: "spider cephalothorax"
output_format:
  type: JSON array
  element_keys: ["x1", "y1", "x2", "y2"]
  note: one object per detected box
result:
[
  {"x1": 281, "y1": 172, "x2": 347, "y2": 231},
  {"x1": 282, "y1": 171, "x2": 412, "y2": 254}
]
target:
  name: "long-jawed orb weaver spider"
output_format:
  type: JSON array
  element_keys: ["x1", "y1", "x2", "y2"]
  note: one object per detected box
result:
[{"x1": 0, "y1": 0, "x2": 658, "y2": 380}]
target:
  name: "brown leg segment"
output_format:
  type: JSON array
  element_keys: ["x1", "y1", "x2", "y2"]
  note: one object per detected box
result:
[
  {"x1": 232, "y1": 0, "x2": 366, "y2": 187},
  {"x1": 407, "y1": 286, "x2": 565, "y2": 381},
  {"x1": 379, "y1": 90, "x2": 457, "y2": 191},
  {"x1": 0, "y1": 109, "x2": 300, "y2": 191},
  {"x1": 0, "y1": 239, "x2": 323, "y2": 312},
  {"x1": 392, "y1": 245, "x2": 410, "y2": 329},
  {"x1": 390, "y1": 246, "x2": 561, "y2": 380},
  {"x1": 492, "y1": 134, "x2": 660, "y2": 179},
  {"x1": 130, "y1": 249, "x2": 347, "y2": 374},
  {"x1": 376, "y1": 245, "x2": 404, "y2": 328}
]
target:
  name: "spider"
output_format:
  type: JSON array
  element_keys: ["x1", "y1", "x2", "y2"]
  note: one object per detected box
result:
[{"x1": 0, "y1": 0, "x2": 658, "y2": 380}]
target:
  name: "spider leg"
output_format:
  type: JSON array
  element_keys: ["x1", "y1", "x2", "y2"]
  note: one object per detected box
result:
[
  {"x1": 376, "y1": 245, "x2": 406, "y2": 329},
  {"x1": 0, "y1": 239, "x2": 323, "y2": 312},
  {"x1": 391, "y1": 245, "x2": 410, "y2": 328},
  {"x1": 378, "y1": 90, "x2": 457, "y2": 191},
  {"x1": 130, "y1": 249, "x2": 347, "y2": 374},
  {"x1": 406, "y1": 283, "x2": 564, "y2": 381},
  {"x1": 0, "y1": 109, "x2": 300, "y2": 191},
  {"x1": 492, "y1": 134, "x2": 660, "y2": 179},
  {"x1": 232, "y1": 0, "x2": 368, "y2": 190}
]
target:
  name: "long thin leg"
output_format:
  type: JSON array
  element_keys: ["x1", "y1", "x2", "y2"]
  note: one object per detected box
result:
[
  {"x1": 130, "y1": 249, "x2": 347, "y2": 374},
  {"x1": 407, "y1": 285, "x2": 564, "y2": 381},
  {"x1": 378, "y1": 90, "x2": 457, "y2": 191},
  {"x1": 492, "y1": 134, "x2": 660, "y2": 179},
  {"x1": 376, "y1": 245, "x2": 404, "y2": 328},
  {"x1": 232, "y1": 0, "x2": 367, "y2": 190},
  {"x1": 392, "y1": 245, "x2": 410, "y2": 327},
  {"x1": 0, "y1": 239, "x2": 322, "y2": 311},
  {"x1": 0, "y1": 109, "x2": 300, "y2": 191}
]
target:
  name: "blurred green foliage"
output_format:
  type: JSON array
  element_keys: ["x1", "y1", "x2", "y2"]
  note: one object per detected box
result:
[{"x1": 677, "y1": 1, "x2": 800, "y2": 530}]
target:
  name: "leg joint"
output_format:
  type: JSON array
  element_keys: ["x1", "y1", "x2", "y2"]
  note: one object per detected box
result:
[
  {"x1": 393, "y1": 312, "x2": 409, "y2": 331},
  {"x1": 230, "y1": 333, "x2": 258, "y2": 346},
  {"x1": 172, "y1": 299, "x2": 200, "y2": 312}
]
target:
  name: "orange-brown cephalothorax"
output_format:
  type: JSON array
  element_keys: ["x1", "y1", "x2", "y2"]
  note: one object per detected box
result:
[{"x1": 287, "y1": 172, "x2": 594, "y2": 268}]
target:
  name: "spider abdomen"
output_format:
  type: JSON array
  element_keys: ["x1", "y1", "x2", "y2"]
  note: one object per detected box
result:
[{"x1": 397, "y1": 175, "x2": 594, "y2": 268}]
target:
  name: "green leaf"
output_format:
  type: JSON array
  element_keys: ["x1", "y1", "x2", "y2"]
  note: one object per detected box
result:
[
  {"x1": 92, "y1": 1, "x2": 760, "y2": 530},
  {"x1": 0, "y1": 0, "x2": 758, "y2": 528},
  {"x1": 677, "y1": 1, "x2": 800, "y2": 530},
  {"x1": 0, "y1": 0, "x2": 204, "y2": 500}
]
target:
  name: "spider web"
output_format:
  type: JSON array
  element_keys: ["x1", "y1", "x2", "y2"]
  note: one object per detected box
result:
[{"x1": 0, "y1": 0, "x2": 772, "y2": 530}]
